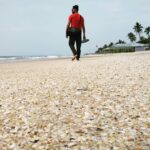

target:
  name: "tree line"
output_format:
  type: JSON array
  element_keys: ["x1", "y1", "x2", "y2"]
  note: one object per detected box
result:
[
  {"x1": 96, "y1": 22, "x2": 150, "y2": 54},
  {"x1": 128, "y1": 22, "x2": 150, "y2": 43}
]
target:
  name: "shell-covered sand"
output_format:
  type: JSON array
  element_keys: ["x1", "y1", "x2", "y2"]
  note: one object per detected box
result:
[{"x1": 0, "y1": 52, "x2": 150, "y2": 150}]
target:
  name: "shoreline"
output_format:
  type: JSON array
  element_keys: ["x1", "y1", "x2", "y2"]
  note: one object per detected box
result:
[{"x1": 0, "y1": 51, "x2": 150, "y2": 65}]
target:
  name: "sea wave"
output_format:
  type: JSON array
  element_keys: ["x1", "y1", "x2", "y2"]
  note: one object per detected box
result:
[{"x1": 0, "y1": 55, "x2": 63, "y2": 62}]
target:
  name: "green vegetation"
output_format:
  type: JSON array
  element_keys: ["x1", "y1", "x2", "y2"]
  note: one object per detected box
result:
[
  {"x1": 144, "y1": 27, "x2": 150, "y2": 38},
  {"x1": 133, "y1": 22, "x2": 143, "y2": 40},
  {"x1": 130, "y1": 22, "x2": 150, "y2": 45},
  {"x1": 139, "y1": 38, "x2": 150, "y2": 49},
  {"x1": 116, "y1": 39, "x2": 126, "y2": 44},
  {"x1": 128, "y1": 32, "x2": 136, "y2": 43},
  {"x1": 95, "y1": 22, "x2": 150, "y2": 54}
]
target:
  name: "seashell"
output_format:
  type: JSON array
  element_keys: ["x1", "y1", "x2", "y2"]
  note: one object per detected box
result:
[{"x1": 0, "y1": 52, "x2": 150, "y2": 149}]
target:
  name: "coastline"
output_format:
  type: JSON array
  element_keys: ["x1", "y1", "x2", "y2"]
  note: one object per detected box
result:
[{"x1": 0, "y1": 51, "x2": 150, "y2": 64}]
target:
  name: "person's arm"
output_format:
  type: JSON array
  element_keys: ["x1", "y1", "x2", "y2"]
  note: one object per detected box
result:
[
  {"x1": 82, "y1": 24, "x2": 86, "y2": 40},
  {"x1": 66, "y1": 21, "x2": 71, "y2": 29},
  {"x1": 82, "y1": 17, "x2": 86, "y2": 40},
  {"x1": 66, "y1": 20, "x2": 71, "y2": 38}
]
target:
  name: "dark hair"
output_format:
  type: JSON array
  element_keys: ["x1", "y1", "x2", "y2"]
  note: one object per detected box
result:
[{"x1": 73, "y1": 5, "x2": 79, "y2": 11}]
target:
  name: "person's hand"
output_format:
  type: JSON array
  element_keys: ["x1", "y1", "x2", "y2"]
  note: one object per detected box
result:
[{"x1": 83, "y1": 35, "x2": 86, "y2": 40}]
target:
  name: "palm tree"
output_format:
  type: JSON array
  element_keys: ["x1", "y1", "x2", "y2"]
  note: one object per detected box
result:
[
  {"x1": 145, "y1": 26, "x2": 150, "y2": 38},
  {"x1": 128, "y1": 32, "x2": 136, "y2": 43},
  {"x1": 133, "y1": 22, "x2": 143, "y2": 40}
]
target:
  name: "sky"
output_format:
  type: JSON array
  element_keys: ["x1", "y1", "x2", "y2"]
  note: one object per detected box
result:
[{"x1": 0, "y1": 0, "x2": 150, "y2": 56}]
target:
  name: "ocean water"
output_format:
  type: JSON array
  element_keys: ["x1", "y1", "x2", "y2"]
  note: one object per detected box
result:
[{"x1": 0, "y1": 55, "x2": 70, "y2": 63}]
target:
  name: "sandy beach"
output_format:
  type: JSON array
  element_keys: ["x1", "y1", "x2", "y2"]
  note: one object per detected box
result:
[{"x1": 0, "y1": 51, "x2": 150, "y2": 149}]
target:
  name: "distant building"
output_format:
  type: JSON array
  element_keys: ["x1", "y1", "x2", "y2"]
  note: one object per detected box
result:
[
  {"x1": 84, "y1": 53, "x2": 95, "y2": 55},
  {"x1": 112, "y1": 43, "x2": 149, "y2": 51}
]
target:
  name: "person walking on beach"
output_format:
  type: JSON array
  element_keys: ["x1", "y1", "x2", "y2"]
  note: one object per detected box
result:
[{"x1": 66, "y1": 5, "x2": 86, "y2": 61}]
